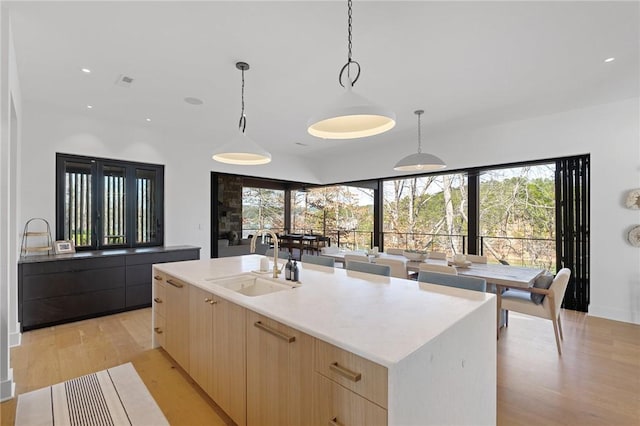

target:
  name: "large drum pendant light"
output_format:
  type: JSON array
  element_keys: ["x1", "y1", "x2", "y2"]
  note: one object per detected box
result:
[
  {"x1": 212, "y1": 62, "x2": 271, "y2": 165},
  {"x1": 394, "y1": 110, "x2": 446, "y2": 172},
  {"x1": 307, "y1": 0, "x2": 395, "y2": 139}
]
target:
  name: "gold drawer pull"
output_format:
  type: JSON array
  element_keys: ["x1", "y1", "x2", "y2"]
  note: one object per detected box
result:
[
  {"x1": 330, "y1": 362, "x2": 362, "y2": 382},
  {"x1": 254, "y1": 321, "x2": 295, "y2": 343},
  {"x1": 328, "y1": 418, "x2": 343, "y2": 426},
  {"x1": 153, "y1": 275, "x2": 162, "y2": 281},
  {"x1": 154, "y1": 327, "x2": 163, "y2": 334},
  {"x1": 204, "y1": 298, "x2": 218, "y2": 305},
  {"x1": 166, "y1": 279, "x2": 184, "y2": 288},
  {"x1": 153, "y1": 297, "x2": 163, "y2": 303}
]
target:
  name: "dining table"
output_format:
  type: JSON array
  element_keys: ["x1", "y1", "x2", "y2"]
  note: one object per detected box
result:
[{"x1": 321, "y1": 250, "x2": 545, "y2": 336}]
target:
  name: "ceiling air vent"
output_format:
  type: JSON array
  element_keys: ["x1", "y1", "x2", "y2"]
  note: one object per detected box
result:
[{"x1": 115, "y1": 74, "x2": 135, "y2": 87}]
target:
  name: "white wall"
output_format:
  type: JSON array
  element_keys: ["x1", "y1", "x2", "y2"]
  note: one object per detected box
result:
[
  {"x1": 19, "y1": 104, "x2": 321, "y2": 260},
  {"x1": 319, "y1": 98, "x2": 640, "y2": 324},
  {"x1": 0, "y1": 4, "x2": 20, "y2": 401}
]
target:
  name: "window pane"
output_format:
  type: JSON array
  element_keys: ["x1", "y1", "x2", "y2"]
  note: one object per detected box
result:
[
  {"x1": 136, "y1": 168, "x2": 158, "y2": 244},
  {"x1": 382, "y1": 174, "x2": 468, "y2": 255},
  {"x1": 479, "y1": 164, "x2": 556, "y2": 267},
  {"x1": 242, "y1": 187, "x2": 285, "y2": 238},
  {"x1": 291, "y1": 186, "x2": 374, "y2": 250},
  {"x1": 103, "y1": 165, "x2": 126, "y2": 246},
  {"x1": 63, "y1": 160, "x2": 92, "y2": 247}
]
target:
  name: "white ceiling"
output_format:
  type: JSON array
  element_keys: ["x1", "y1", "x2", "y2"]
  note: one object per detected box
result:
[{"x1": 6, "y1": 1, "x2": 639, "y2": 160}]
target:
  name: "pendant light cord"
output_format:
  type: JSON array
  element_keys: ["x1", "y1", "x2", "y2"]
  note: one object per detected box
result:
[
  {"x1": 239, "y1": 66, "x2": 247, "y2": 133},
  {"x1": 339, "y1": 0, "x2": 360, "y2": 87},
  {"x1": 416, "y1": 110, "x2": 423, "y2": 154}
]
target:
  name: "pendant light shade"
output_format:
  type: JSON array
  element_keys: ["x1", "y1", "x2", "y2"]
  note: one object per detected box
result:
[
  {"x1": 308, "y1": 80, "x2": 396, "y2": 139},
  {"x1": 212, "y1": 62, "x2": 271, "y2": 165},
  {"x1": 394, "y1": 110, "x2": 446, "y2": 172},
  {"x1": 308, "y1": 0, "x2": 395, "y2": 140}
]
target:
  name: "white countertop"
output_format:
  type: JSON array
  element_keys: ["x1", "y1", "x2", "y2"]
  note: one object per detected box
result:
[{"x1": 154, "y1": 255, "x2": 495, "y2": 368}]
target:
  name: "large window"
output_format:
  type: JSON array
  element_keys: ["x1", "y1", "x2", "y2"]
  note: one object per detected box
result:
[
  {"x1": 479, "y1": 164, "x2": 556, "y2": 267},
  {"x1": 241, "y1": 187, "x2": 285, "y2": 238},
  {"x1": 382, "y1": 173, "x2": 468, "y2": 254},
  {"x1": 292, "y1": 185, "x2": 374, "y2": 250},
  {"x1": 56, "y1": 154, "x2": 164, "y2": 250}
]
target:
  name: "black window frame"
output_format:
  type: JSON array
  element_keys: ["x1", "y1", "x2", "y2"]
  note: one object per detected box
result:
[{"x1": 56, "y1": 153, "x2": 164, "y2": 251}]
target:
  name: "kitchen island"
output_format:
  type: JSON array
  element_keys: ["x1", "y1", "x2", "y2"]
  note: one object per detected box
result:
[{"x1": 152, "y1": 255, "x2": 496, "y2": 426}]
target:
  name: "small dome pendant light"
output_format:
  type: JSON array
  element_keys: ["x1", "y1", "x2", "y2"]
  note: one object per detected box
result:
[
  {"x1": 394, "y1": 110, "x2": 446, "y2": 172},
  {"x1": 212, "y1": 62, "x2": 271, "y2": 165},
  {"x1": 307, "y1": 0, "x2": 395, "y2": 139}
]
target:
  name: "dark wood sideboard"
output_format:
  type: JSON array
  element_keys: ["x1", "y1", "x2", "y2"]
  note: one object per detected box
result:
[{"x1": 18, "y1": 245, "x2": 200, "y2": 331}]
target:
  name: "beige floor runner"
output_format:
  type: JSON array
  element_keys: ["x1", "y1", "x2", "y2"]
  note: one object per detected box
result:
[{"x1": 15, "y1": 363, "x2": 168, "y2": 426}]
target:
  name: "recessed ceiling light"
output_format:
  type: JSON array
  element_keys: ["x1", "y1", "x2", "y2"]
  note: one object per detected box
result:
[
  {"x1": 87, "y1": 105, "x2": 93, "y2": 109},
  {"x1": 146, "y1": 118, "x2": 152, "y2": 122},
  {"x1": 604, "y1": 57, "x2": 615, "y2": 63},
  {"x1": 184, "y1": 97, "x2": 204, "y2": 105},
  {"x1": 81, "y1": 68, "x2": 91, "y2": 73}
]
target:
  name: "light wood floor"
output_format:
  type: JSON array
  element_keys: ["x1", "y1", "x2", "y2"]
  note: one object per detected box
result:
[{"x1": 2, "y1": 308, "x2": 639, "y2": 425}]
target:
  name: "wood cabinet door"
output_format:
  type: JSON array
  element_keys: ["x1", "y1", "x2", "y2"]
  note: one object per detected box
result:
[
  {"x1": 164, "y1": 275, "x2": 190, "y2": 371},
  {"x1": 211, "y1": 298, "x2": 246, "y2": 426},
  {"x1": 189, "y1": 285, "x2": 213, "y2": 394},
  {"x1": 246, "y1": 311, "x2": 314, "y2": 426}
]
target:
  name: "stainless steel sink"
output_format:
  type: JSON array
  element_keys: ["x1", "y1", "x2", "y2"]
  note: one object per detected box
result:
[{"x1": 206, "y1": 273, "x2": 295, "y2": 297}]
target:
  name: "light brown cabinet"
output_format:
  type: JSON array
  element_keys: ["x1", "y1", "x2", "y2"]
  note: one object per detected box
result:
[
  {"x1": 189, "y1": 285, "x2": 246, "y2": 426},
  {"x1": 246, "y1": 310, "x2": 314, "y2": 426},
  {"x1": 158, "y1": 272, "x2": 190, "y2": 371}
]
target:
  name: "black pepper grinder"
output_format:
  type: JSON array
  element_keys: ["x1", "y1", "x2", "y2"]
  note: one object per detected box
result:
[
  {"x1": 292, "y1": 260, "x2": 299, "y2": 282},
  {"x1": 285, "y1": 254, "x2": 293, "y2": 281}
]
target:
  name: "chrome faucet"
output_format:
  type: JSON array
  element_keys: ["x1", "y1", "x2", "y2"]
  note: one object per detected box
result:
[{"x1": 250, "y1": 230, "x2": 280, "y2": 278}]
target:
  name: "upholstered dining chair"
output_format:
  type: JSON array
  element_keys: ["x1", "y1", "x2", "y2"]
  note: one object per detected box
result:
[
  {"x1": 374, "y1": 257, "x2": 407, "y2": 279},
  {"x1": 385, "y1": 248, "x2": 405, "y2": 255},
  {"x1": 419, "y1": 263, "x2": 458, "y2": 275},
  {"x1": 500, "y1": 268, "x2": 572, "y2": 355},
  {"x1": 301, "y1": 254, "x2": 335, "y2": 268},
  {"x1": 427, "y1": 251, "x2": 447, "y2": 260},
  {"x1": 466, "y1": 254, "x2": 487, "y2": 264},
  {"x1": 346, "y1": 261, "x2": 391, "y2": 277},
  {"x1": 417, "y1": 271, "x2": 487, "y2": 292},
  {"x1": 343, "y1": 253, "x2": 368, "y2": 269}
]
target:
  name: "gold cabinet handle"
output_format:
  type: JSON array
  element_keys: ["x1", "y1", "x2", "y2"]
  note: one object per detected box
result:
[
  {"x1": 153, "y1": 275, "x2": 162, "y2": 281},
  {"x1": 254, "y1": 321, "x2": 295, "y2": 343},
  {"x1": 330, "y1": 362, "x2": 362, "y2": 382},
  {"x1": 204, "y1": 297, "x2": 218, "y2": 305},
  {"x1": 154, "y1": 327, "x2": 163, "y2": 334},
  {"x1": 153, "y1": 297, "x2": 163, "y2": 303},
  {"x1": 328, "y1": 417, "x2": 343, "y2": 426},
  {"x1": 166, "y1": 279, "x2": 184, "y2": 288}
]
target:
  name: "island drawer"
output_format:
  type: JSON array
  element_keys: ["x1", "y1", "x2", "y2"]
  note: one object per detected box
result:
[
  {"x1": 153, "y1": 312, "x2": 166, "y2": 348},
  {"x1": 153, "y1": 281, "x2": 166, "y2": 318},
  {"x1": 314, "y1": 339, "x2": 388, "y2": 409},
  {"x1": 314, "y1": 373, "x2": 387, "y2": 426}
]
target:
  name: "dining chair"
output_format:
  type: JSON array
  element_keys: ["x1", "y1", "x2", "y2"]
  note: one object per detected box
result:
[
  {"x1": 346, "y1": 261, "x2": 391, "y2": 277},
  {"x1": 374, "y1": 257, "x2": 407, "y2": 279},
  {"x1": 344, "y1": 253, "x2": 368, "y2": 269},
  {"x1": 320, "y1": 246, "x2": 339, "y2": 254},
  {"x1": 301, "y1": 254, "x2": 335, "y2": 268},
  {"x1": 418, "y1": 263, "x2": 458, "y2": 275},
  {"x1": 385, "y1": 248, "x2": 404, "y2": 255},
  {"x1": 500, "y1": 268, "x2": 572, "y2": 355},
  {"x1": 418, "y1": 270, "x2": 487, "y2": 292},
  {"x1": 466, "y1": 254, "x2": 487, "y2": 264},
  {"x1": 427, "y1": 251, "x2": 447, "y2": 260}
]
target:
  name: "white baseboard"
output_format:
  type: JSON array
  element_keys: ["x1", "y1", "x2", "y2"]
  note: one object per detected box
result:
[
  {"x1": 0, "y1": 368, "x2": 15, "y2": 402},
  {"x1": 10, "y1": 324, "x2": 21, "y2": 347},
  {"x1": 589, "y1": 306, "x2": 640, "y2": 325}
]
